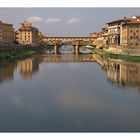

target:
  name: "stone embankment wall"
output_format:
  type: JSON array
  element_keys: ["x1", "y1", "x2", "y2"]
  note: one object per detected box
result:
[{"x1": 109, "y1": 46, "x2": 140, "y2": 56}]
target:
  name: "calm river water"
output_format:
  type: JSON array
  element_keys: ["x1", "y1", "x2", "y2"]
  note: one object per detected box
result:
[{"x1": 0, "y1": 53, "x2": 140, "y2": 132}]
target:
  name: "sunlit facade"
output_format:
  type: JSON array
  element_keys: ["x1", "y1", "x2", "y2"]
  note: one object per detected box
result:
[
  {"x1": 107, "y1": 15, "x2": 140, "y2": 47},
  {"x1": 17, "y1": 21, "x2": 40, "y2": 46},
  {"x1": 122, "y1": 24, "x2": 140, "y2": 47}
]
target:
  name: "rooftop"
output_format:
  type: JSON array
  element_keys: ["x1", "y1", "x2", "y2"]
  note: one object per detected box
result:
[
  {"x1": 107, "y1": 15, "x2": 140, "y2": 25},
  {"x1": 106, "y1": 18, "x2": 130, "y2": 24},
  {"x1": 0, "y1": 20, "x2": 13, "y2": 26},
  {"x1": 122, "y1": 22, "x2": 140, "y2": 26}
]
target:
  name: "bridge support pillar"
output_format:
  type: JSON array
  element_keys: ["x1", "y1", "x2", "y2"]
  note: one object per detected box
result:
[
  {"x1": 72, "y1": 45, "x2": 76, "y2": 54},
  {"x1": 76, "y1": 45, "x2": 80, "y2": 54},
  {"x1": 54, "y1": 45, "x2": 59, "y2": 54}
]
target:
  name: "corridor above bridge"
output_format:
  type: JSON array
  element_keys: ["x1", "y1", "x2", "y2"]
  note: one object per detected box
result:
[{"x1": 43, "y1": 36, "x2": 95, "y2": 42}]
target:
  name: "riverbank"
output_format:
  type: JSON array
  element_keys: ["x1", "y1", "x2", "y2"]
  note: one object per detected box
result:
[
  {"x1": 0, "y1": 50, "x2": 38, "y2": 65},
  {"x1": 92, "y1": 49, "x2": 140, "y2": 62}
]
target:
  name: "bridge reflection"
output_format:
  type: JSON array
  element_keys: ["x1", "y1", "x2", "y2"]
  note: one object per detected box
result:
[
  {"x1": 17, "y1": 54, "x2": 95, "y2": 80},
  {"x1": 1, "y1": 54, "x2": 140, "y2": 90},
  {"x1": 41, "y1": 54, "x2": 95, "y2": 62}
]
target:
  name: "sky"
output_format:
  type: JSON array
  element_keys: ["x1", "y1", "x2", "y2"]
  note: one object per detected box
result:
[{"x1": 0, "y1": 8, "x2": 140, "y2": 36}]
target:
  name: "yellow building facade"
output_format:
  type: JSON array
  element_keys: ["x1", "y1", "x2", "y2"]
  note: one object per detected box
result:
[
  {"x1": 0, "y1": 20, "x2": 14, "y2": 45},
  {"x1": 17, "y1": 21, "x2": 41, "y2": 46}
]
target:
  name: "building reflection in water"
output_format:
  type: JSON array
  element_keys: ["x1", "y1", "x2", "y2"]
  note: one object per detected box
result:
[
  {"x1": 17, "y1": 54, "x2": 95, "y2": 80},
  {"x1": 94, "y1": 54, "x2": 140, "y2": 89},
  {"x1": 108, "y1": 60, "x2": 140, "y2": 88},
  {"x1": 18, "y1": 57, "x2": 42, "y2": 80},
  {"x1": 1, "y1": 53, "x2": 140, "y2": 90},
  {"x1": 0, "y1": 63, "x2": 16, "y2": 84}
]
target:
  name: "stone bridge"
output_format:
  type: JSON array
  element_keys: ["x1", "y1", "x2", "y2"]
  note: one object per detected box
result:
[{"x1": 43, "y1": 37, "x2": 95, "y2": 54}]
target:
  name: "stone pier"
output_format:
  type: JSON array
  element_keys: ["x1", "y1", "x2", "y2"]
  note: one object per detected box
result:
[
  {"x1": 72, "y1": 45, "x2": 76, "y2": 54},
  {"x1": 72, "y1": 45, "x2": 80, "y2": 54},
  {"x1": 76, "y1": 45, "x2": 80, "y2": 54},
  {"x1": 54, "y1": 45, "x2": 59, "y2": 54}
]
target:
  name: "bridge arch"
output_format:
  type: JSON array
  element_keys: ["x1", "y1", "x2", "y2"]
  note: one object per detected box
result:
[{"x1": 43, "y1": 36, "x2": 95, "y2": 54}]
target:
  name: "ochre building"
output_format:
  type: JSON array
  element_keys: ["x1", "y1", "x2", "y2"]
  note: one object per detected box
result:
[{"x1": 17, "y1": 21, "x2": 44, "y2": 46}]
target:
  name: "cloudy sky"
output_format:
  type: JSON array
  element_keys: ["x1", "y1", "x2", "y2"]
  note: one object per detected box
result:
[{"x1": 0, "y1": 8, "x2": 140, "y2": 36}]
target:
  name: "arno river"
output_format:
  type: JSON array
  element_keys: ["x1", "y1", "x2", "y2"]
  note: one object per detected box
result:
[{"x1": 1, "y1": 51, "x2": 140, "y2": 132}]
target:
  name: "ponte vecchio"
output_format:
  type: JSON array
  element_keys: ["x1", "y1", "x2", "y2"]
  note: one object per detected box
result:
[{"x1": 43, "y1": 37, "x2": 95, "y2": 54}]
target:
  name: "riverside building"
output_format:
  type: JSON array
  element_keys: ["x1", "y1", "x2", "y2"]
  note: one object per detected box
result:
[
  {"x1": 0, "y1": 20, "x2": 14, "y2": 46},
  {"x1": 107, "y1": 15, "x2": 140, "y2": 47},
  {"x1": 17, "y1": 21, "x2": 43, "y2": 46}
]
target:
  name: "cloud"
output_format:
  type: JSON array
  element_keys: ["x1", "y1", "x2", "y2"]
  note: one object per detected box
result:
[
  {"x1": 27, "y1": 16, "x2": 43, "y2": 22},
  {"x1": 46, "y1": 17, "x2": 61, "y2": 23},
  {"x1": 66, "y1": 18, "x2": 80, "y2": 24}
]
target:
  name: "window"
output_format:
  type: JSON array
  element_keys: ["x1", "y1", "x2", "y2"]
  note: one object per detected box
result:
[
  {"x1": 130, "y1": 36, "x2": 133, "y2": 39},
  {"x1": 136, "y1": 36, "x2": 139, "y2": 39},
  {"x1": 131, "y1": 43, "x2": 133, "y2": 46},
  {"x1": 137, "y1": 30, "x2": 139, "y2": 33},
  {"x1": 130, "y1": 30, "x2": 133, "y2": 33},
  {"x1": 133, "y1": 33, "x2": 136, "y2": 36},
  {"x1": 136, "y1": 43, "x2": 138, "y2": 46}
]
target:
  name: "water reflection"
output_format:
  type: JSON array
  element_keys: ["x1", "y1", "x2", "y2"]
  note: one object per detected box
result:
[
  {"x1": 0, "y1": 54, "x2": 95, "y2": 83},
  {"x1": 18, "y1": 57, "x2": 42, "y2": 80},
  {"x1": 42, "y1": 54, "x2": 95, "y2": 62},
  {"x1": 94, "y1": 54, "x2": 140, "y2": 89},
  {"x1": 0, "y1": 54, "x2": 140, "y2": 90},
  {"x1": 0, "y1": 54, "x2": 140, "y2": 131},
  {"x1": 0, "y1": 63, "x2": 16, "y2": 84}
]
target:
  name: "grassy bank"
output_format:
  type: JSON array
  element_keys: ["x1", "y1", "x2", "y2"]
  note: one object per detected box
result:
[
  {"x1": 92, "y1": 49, "x2": 140, "y2": 62},
  {"x1": 0, "y1": 50, "x2": 37, "y2": 65}
]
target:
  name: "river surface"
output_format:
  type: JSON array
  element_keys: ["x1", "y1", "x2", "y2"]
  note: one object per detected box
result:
[{"x1": 0, "y1": 53, "x2": 140, "y2": 132}]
